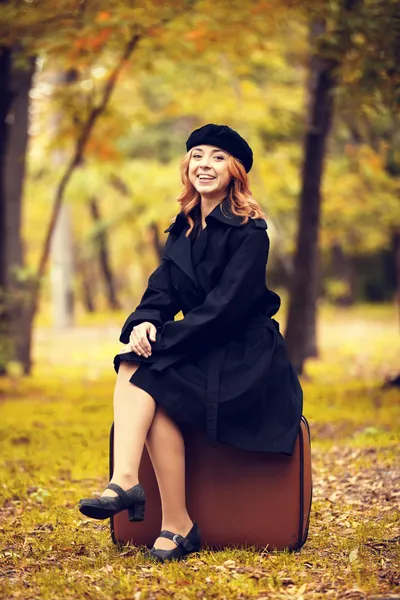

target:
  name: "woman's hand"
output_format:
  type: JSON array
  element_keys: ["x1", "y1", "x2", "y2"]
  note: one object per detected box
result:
[{"x1": 129, "y1": 322, "x2": 157, "y2": 358}]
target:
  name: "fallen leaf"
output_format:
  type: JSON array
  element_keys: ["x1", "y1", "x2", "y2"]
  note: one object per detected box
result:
[{"x1": 349, "y1": 547, "x2": 359, "y2": 563}]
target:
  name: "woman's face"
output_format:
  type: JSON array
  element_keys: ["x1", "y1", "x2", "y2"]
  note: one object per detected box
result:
[{"x1": 188, "y1": 145, "x2": 232, "y2": 197}]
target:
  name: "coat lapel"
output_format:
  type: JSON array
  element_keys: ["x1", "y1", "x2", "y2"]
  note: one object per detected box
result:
[
  {"x1": 163, "y1": 199, "x2": 267, "y2": 289},
  {"x1": 163, "y1": 220, "x2": 198, "y2": 286}
]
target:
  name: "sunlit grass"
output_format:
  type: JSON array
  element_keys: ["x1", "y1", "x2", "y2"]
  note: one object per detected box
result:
[{"x1": 0, "y1": 303, "x2": 399, "y2": 599}]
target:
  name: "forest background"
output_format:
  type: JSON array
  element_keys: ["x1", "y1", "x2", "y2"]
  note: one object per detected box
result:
[
  {"x1": 0, "y1": 0, "x2": 399, "y2": 377},
  {"x1": 0, "y1": 2, "x2": 400, "y2": 599}
]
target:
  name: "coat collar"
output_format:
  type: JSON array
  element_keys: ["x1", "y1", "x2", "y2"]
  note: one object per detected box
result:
[
  {"x1": 163, "y1": 199, "x2": 266, "y2": 290},
  {"x1": 164, "y1": 198, "x2": 259, "y2": 234}
]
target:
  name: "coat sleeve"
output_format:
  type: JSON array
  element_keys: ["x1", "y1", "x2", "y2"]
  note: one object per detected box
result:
[
  {"x1": 158, "y1": 227, "x2": 269, "y2": 354},
  {"x1": 119, "y1": 235, "x2": 181, "y2": 344}
]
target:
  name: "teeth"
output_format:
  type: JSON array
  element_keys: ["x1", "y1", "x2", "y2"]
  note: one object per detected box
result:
[{"x1": 198, "y1": 175, "x2": 214, "y2": 180}]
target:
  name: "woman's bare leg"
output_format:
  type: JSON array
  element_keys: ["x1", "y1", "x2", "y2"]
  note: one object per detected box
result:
[
  {"x1": 102, "y1": 361, "x2": 156, "y2": 498},
  {"x1": 103, "y1": 360, "x2": 193, "y2": 550},
  {"x1": 145, "y1": 405, "x2": 194, "y2": 551}
]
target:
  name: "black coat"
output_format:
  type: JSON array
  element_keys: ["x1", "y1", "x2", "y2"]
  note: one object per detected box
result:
[{"x1": 114, "y1": 200, "x2": 303, "y2": 455}]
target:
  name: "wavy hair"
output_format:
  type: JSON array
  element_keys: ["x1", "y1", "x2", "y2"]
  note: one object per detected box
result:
[{"x1": 168, "y1": 149, "x2": 266, "y2": 237}]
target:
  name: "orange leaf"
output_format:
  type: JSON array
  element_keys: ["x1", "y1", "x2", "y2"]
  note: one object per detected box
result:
[
  {"x1": 97, "y1": 11, "x2": 110, "y2": 22},
  {"x1": 147, "y1": 26, "x2": 164, "y2": 37},
  {"x1": 185, "y1": 29, "x2": 206, "y2": 41}
]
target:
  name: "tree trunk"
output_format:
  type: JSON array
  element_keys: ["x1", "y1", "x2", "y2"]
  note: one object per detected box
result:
[
  {"x1": 79, "y1": 260, "x2": 96, "y2": 313},
  {"x1": 150, "y1": 221, "x2": 164, "y2": 262},
  {"x1": 284, "y1": 18, "x2": 335, "y2": 374},
  {"x1": 18, "y1": 32, "x2": 140, "y2": 373},
  {"x1": 392, "y1": 229, "x2": 400, "y2": 333},
  {"x1": 0, "y1": 46, "x2": 12, "y2": 374},
  {"x1": 49, "y1": 70, "x2": 77, "y2": 330},
  {"x1": 50, "y1": 203, "x2": 75, "y2": 328},
  {"x1": 73, "y1": 243, "x2": 97, "y2": 313},
  {"x1": 385, "y1": 124, "x2": 400, "y2": 333},
  {"x1": 0, "y1": 46, "x2": 35, "y2": 374},
  {"x1": 331, "y1": 242, "x2": 356, "y2": 306},
  {"x1": 284, "y1": 0, "x2": 360, "y2": 374},
  {"x1": 89, "y1": 197, "x2": 121, "y2": 310}
]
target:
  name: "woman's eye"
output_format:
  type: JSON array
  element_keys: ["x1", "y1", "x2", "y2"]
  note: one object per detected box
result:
[
  {"x1": 215, "y1": 155, "x2": 224, "y2": 160},
  {"x1": 193, "y1": 154, "x2": 202, "y2": 158}
]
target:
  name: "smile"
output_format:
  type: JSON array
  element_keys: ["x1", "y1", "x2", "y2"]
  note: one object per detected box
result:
[{"x1": 197, "y1": 175, "x2": 216, "y2": 180}]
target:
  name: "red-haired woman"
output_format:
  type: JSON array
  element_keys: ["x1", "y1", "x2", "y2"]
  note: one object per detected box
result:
[{"x1": 79, "y1": 124, "x2": 303, "y2": 562}]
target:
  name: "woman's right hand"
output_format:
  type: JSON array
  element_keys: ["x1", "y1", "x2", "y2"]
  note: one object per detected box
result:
[{"x1": 129, "y1": 322, "x2": 157, "y2": 358}]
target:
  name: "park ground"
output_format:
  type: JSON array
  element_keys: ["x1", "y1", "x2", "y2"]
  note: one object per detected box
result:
[{"x1": 0, "y1": 302, "x2": 399, "y2": 600}]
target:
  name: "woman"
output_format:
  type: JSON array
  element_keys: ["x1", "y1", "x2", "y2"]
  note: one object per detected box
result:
[{"x1": 78, "y1": 124, "x2": 303, "y2": 563}]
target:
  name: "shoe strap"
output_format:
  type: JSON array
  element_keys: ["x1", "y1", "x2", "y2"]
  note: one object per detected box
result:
[
  {"x1": 105, "y1": 483, "x2": 131, "y2": 508},
  {"x1": 159, "y1": 529, "x2": 196, "y2": 552}
]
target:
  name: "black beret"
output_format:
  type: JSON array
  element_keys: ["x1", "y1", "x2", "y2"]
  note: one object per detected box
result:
[{"x1": 186, "y1": 123, "x2": 253, "y2": 173}]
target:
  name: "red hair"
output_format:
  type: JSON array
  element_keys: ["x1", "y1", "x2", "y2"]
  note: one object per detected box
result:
[{"x1": 169, "y1": 149, "x2": 266, "y2": 237}]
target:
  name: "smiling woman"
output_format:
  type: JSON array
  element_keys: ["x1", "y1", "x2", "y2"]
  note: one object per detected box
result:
[
  {"x1": 177, "y1": 124, "x2": 261, "y2": 239},
  {"x1": 188, "y1": 146, "x2": 232, "y2": 201},
  {"x1": 79, "y1": 123, "x2": 303, "y2": 563}
]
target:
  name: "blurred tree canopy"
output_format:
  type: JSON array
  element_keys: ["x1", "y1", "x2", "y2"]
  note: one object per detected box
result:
[{"x1": 0, "y1": 0, "x2": 399, "y2": 373}]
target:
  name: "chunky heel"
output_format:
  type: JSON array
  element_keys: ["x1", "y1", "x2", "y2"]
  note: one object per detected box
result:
[
  {"x1": 128, "y1": 499, "x2": 145, "y2": 522},
  {"x1": 79, "y1": 482, "x2": 146, "y2": 522}
]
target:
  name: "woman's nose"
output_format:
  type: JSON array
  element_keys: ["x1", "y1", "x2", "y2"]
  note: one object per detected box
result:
[{"x1": 199, "y1": 155, "x2": 212, "y2": 167}]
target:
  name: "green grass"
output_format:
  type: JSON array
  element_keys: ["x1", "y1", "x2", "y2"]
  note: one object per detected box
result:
[{"x1": 0, "y1": 303, "x2": 399, "y2": 599}]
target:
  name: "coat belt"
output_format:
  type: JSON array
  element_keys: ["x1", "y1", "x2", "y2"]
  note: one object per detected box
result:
[{"x1": 205, "y1": 316, "x2": 280, "y2": 447}]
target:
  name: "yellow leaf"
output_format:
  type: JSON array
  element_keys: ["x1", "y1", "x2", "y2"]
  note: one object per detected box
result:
[{"x1": 349, "y1": 547, "x2": 359, "y2": 563}]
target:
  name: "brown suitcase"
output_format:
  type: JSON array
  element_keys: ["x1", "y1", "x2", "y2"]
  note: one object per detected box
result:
[{"x1": 109, "y1": 415, "x2": 312, "y2": 551}]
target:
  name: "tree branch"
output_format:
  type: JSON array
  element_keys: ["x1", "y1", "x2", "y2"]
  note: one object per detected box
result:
[
  {"x1": 35, "y1": 31, "x2": 141, "y2": 286},
  {"x1": 29, "y1": 1, "x2": 201, "y2": 319}
]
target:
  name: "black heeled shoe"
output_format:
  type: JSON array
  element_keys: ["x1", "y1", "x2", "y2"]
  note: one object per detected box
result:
[
  {"x1": 148, "y1": 521, "x2": 201, "y2": 563},
  {"x1": 78, "y1": 483, "x2": 146, "y2": 522}
]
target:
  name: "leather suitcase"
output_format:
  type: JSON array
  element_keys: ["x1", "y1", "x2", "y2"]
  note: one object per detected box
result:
[{"x1": 109, "y1": 415, "x2": 312, "y2": 551}]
